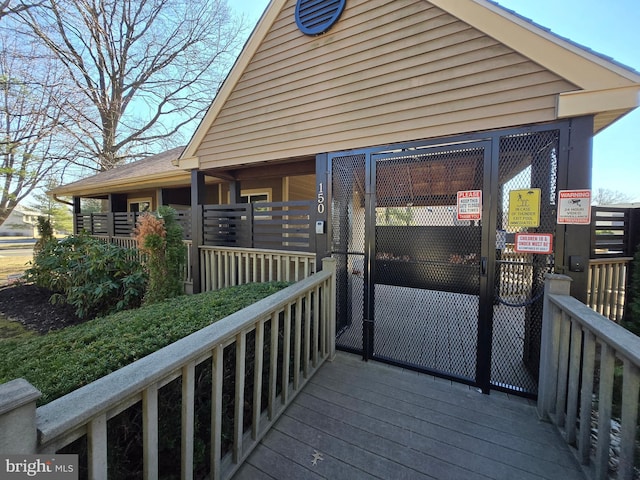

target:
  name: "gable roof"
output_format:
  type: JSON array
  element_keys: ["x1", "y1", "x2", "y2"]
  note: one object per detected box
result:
[
  {"x1": 177, "y1": 0, "x2": 640, "y2": 171},
  {"x1": 52, "y1": 146, "x2": 187, "y2": 197}
]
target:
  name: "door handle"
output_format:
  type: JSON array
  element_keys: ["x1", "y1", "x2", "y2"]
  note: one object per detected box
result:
[{"x1": 481, "y1": 257, "x2": 487, "y2": 277}]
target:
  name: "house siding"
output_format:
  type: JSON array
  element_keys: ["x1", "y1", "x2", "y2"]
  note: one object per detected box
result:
[{"x1": 196, "y1": 0, "x2": 577, "y2": 169}]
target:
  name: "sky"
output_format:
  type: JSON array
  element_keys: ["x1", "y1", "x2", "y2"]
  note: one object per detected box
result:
[{"x1": 227, "y1": 0, "x2": 640, "y2": 201}]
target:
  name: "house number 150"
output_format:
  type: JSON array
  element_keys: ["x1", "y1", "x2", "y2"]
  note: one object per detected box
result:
[{"x1": 317, "y1": 183, "x2": 325, "y2": 214}]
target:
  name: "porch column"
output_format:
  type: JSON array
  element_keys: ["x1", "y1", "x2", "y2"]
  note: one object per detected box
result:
[
  {"x1": 191, "y1": 170, "x2": 206, "y2": 294},
  {"x1": 562, "y1": 116, "x2": 593, "y2": 304},
  {"x1": 72, "y1": 196, "x2": 81, "y2": 235},
  {"x1": 229, "y1": 180, "x2": 241, "y2": 204}
]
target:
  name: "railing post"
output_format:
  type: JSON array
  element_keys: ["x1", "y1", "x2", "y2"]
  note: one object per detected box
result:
[
  {"x1": 537, "y1": 273, "x2": 572, "y2": 420},
  {"x1": 107, "y1": 212, "x2": 115, "y2": 240},
  {"x1": 0, "y1": 379, "x2": 41, "y2": 454},
  {"x1": 322, "y1": 257, "x2": 337, "y2": 361}
]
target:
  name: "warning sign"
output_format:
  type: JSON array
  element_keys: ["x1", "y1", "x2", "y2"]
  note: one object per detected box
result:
[
  {"x1": 557, "y1": 190, "x2": 591, "y2": 224},
  {"x1": 508, "y1": 189, "x2": 541, "y2": 227},
  {"x1": 457, "y1": 190, "x2": 482, "y2": 220},
  {"x1": 515, "y1": 233, "x2": 553, "y2": 254}
]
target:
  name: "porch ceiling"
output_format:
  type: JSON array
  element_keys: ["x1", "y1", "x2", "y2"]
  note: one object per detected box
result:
[{"x1": 200, "y1": 156, "x2": 315, "y2": 181}]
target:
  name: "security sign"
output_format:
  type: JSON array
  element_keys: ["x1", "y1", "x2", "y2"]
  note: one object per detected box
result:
[
  {"x1": 457, "y1": 190, "x2": 482, "y2": 220},
  {"x1": 557, "y1": 190, "x2": 591, "y2": 224},
  {"x1": 515, "y1": 233, "x2": 553, "y2": 254}
]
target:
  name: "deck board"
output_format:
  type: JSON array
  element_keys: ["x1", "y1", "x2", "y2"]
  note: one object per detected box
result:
[{"x1": 234, "y1": 352, "x2": 584, "y2": 480}]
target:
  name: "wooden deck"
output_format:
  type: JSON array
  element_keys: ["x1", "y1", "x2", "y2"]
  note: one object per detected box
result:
[{"x1": 234, "y1": 352, "x2": 584, "y2": 480}]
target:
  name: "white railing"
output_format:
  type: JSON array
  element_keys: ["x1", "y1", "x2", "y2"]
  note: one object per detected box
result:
[
  {"x1": 200, "y1": 246, "x2": 316, "y2": 292},
  {"x1": 538, "y1": 274, "x2": 640, "y2": 480},
  {"x1": 92, "y1": 235, "x2": 193, "y2": 288},
  {"x1": 0, "y1": 258, "x2": 336, "y2": 480},
  {"x1": 587, "y1": 257, "x2": 631, "y2": 323}
]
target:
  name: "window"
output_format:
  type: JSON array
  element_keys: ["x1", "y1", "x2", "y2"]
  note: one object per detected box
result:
[
  {"x1": 128, "y1": 198, "x2": 152, "y2": 213},
  {"x1": 240, "y1": 193, "x2": 269, "y2": 204}
]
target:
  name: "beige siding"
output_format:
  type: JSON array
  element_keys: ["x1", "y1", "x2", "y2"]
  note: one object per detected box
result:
[
  {"x1": 196, "y1": 0, "x2": 577, "y2": 170},
  {"x1": 288, "y1": 175, "x2": 315, "y2": 201}
]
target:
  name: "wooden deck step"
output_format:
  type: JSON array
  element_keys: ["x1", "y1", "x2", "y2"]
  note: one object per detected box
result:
[{"x1": 234, "y1": 352, "x2": 584, "y2": 480}]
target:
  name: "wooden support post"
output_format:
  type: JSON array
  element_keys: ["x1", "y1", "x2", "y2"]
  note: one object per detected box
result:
[
  {"x1": 0, "y1": 379, "x2": 41, "y2": 454},
  {"x1": 537, "y1": 273, "x2": 572, "y2": 421},
  {"x1": 191, "y1": 170, "x2": 205, "y2": 294}
]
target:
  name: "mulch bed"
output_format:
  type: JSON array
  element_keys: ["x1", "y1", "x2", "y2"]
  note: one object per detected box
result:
[{"x1": 0, "y1": 284, "x2": 85, "y2": 334}]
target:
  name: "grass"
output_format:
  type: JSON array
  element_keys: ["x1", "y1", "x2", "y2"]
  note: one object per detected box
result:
[
  {"x1": 0, "y1": 315, "x2": 36, "y2": 341},
  {"x1": 0, "y1": 252, "x2": 32, "y2": 285},
  {"x1": 0, "y1": 282, "x2": 290, "y2": 405}
]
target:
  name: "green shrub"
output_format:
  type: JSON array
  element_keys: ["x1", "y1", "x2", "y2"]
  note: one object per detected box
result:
[
  {"x1": 0, "y1": 281, "x2": 289, "y2": 479},
  {"x1": 0, "y1": 282, "x2": 289, "y2": 405},
  {"x1": 623, "y1": 243, "x2": 640, "y2": 335},
  {"x1": 34, "y1": 217, "x2": 55, "y2": 254},
  {"x1": 134, "y1": 206, "x2": 186, "y2": 305},
  {"x1": 25, "y1": 233, "x2": 147, "y2": 318}
]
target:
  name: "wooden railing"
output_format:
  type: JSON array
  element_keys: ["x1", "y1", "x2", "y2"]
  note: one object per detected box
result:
[
  {"x1": 587, "y1": 257, "x2": 632, "y2": 323},
  {"x1": 538, "y1": 274, "x2": 640, "y2": 480},
  {"x1": 0, "y1": 258, "x2": 336, "y2": 479},
  {"x1": 200, "y1": 246, "x2": 316, "y2": 292}
]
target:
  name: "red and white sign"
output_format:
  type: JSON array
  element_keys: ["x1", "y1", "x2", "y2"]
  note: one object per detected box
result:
[
  {"x1": 457, "y1": 190, "x2": 482, "y2": 220},
  {"x1": 557, "y1": 190, "x2": 591, "y2": 224},
  {"x1": 515, "y1": 233, "x2": 553, "y2": 254}
]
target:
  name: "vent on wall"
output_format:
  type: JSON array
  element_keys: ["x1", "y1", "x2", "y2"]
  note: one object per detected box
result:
[{"x1": 295, "y1": 0, "x2": 346, "y2": 36}]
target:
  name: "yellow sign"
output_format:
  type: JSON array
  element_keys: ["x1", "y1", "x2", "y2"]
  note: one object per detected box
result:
[{"x1": 508, "y1": 189, "x2": 541, "y2": 227}]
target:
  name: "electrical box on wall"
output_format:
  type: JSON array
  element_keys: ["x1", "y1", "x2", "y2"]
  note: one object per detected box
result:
[
  {"x1": 315, "y1": 220, "x2": 325, "y2": 234},
  {"x1": 569, "y1": 255, "x2": 584, "y2": 272}
]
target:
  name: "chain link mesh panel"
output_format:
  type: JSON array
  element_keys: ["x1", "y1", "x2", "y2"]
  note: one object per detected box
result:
[
  {"x1": 331, "y1": 154, "x2": 366, "y2": 352},
  {"x1": 491, "y1": 130, "x2": 559, "y2": 394},
  {"x1": 372, "y1": 148, "x2": 484, "y2": 380}
]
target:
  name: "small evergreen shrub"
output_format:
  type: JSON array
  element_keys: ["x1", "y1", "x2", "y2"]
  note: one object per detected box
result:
[
  {"x1": 134, "y1": 206, "x2": 186, "y2": 304},
  {"x1": 623, "y1": 243, "x2": 640, "y2": 336},
  {"x1": 25, "y1": 233, "x2": 147, "y2": 318},
  {"x1": 34, "y1": 217, "x2": 55, "y2": 254}
]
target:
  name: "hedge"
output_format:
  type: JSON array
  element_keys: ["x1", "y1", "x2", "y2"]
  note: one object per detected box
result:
[{"x1": 0, "y1": 282, "x2": 289, "y2": 405}]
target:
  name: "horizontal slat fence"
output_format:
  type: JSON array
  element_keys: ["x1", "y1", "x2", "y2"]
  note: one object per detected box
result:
[
  {"x1": 76, "y1": 213, "x2": 109, "y2": 235},
  {"x1": 202, "y1": 201, "x2": 315, "y2": 252},
  {"x1": 200, "y1": 246, "x2": 316, "y2": 292},
  {"x1": 590, "y1": 207, "x2": 632, "y2": 259},
  {"x1": 1, "y1": 259, "x2": 336, "y2": 480},
  {"x1": 538, "y1": 274, "x2": 640, "y2": 480},
  {"x1": 203, "y1": 205, "x2": 252, "y2": 247}
]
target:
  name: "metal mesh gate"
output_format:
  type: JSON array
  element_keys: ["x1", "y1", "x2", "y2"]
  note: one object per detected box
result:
[
  {"x1": 490, "y1": 130, "x2": 559, "y2": 395},
  {"x1": 372, "y1": 146, "x2": 486, "y2": 381},
  {"x1": 331, "y1": 154, "x2": 366, "y2": 353},
  {"x1": 328, "y1": 126, "x2": 563, "y2": 395}
]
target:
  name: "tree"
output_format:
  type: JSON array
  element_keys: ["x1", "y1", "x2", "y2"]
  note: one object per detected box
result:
[
  {"x1": 28, "y1": 177, "x2": 73, "y2": 233},
  {"x1": 0, "y1": 0, "x2": 41, "y2": 21},
  {"x1": 16, "y1": 0, "x2": 246, "y2": 172},
  {"x1": 0, "y1": 33, "x2": 75, "y2": 227},
  {"x1": 591, "y1": 188, "x2": 634, "y2": 206}
]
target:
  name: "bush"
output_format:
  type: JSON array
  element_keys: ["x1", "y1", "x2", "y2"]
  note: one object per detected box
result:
[
  {"x1": 0, "y1": 282, "x2": 288, "y2": 404},
  {"x1": 34, "y1": 217, "x2": 55, "y2": 254},
  {"x1": 623, "y1": 243, "x2": 640, "y2": 335},
  {"x1": 134, "y1": 206, "x2": 186, "y2": 305},
  {"x1": 25, "y1": 233, "x2": 147, "y2": 318},
  {"x1": 0, "y1": 282, "x2": 289, "y2": 479}
]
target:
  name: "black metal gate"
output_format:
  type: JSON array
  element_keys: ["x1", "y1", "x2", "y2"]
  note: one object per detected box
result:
[{"x1": 330, "y1": 126, "x2": 563, "y2": 396}]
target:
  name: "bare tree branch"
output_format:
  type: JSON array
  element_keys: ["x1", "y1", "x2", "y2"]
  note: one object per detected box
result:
[
  {"x1": 0, "y1": 34, "x2": 75, "y2": 225},
  {"x1": 0, "y1": 0, "x2": 43, "y2": 20},
  {"x1": 16, "y1": 0, "x2": 246, "y2": 171}
]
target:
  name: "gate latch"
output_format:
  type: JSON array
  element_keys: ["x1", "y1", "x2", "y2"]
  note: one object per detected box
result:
[{"x1": 481, "y1": 257, "x2": 487, "y2": 277}]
